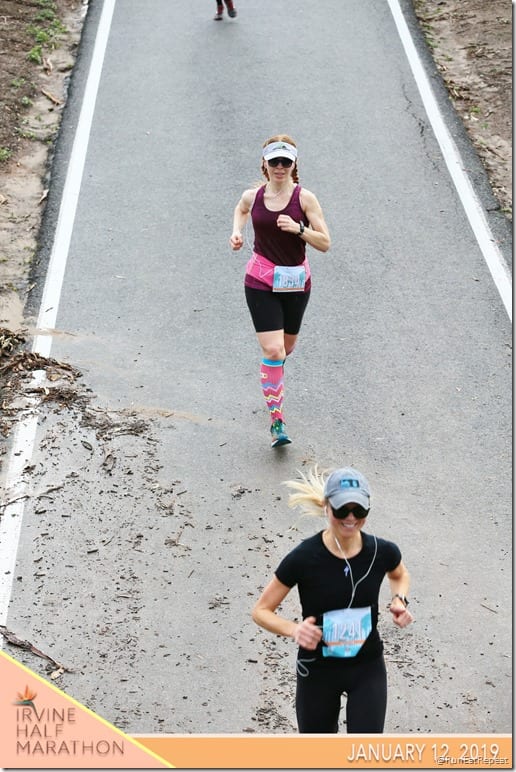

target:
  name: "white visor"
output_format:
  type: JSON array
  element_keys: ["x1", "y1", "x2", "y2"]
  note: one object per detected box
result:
[{"x1": 262, "y1": 141, "x2": 298, "y2": 163}]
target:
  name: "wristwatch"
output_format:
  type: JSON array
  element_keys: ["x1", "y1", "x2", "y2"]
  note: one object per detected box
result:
[
  {"x1": 298, "y1": 221, "x2": 305, "y2": 235},
  {"x1": 392, "y1": 593, "x2": 409, "y2": 607}
]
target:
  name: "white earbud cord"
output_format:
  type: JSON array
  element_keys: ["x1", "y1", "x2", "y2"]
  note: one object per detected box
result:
[{"x1": 334, "y1": 534, "x2": 378, "y2": 609}]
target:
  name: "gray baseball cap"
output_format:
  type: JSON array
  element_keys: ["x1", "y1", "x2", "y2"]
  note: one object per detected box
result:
[{"x1": 323, "y1": 467, "x2": 371, "y2": 510}]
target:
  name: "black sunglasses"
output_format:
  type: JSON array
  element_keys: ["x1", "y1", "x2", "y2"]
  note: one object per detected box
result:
[
  {"x1": 267, "y1": 157, "x2": 294, "y2": 168},
  {"x1": 331, "y1": 503, "x2": 369, "y2": 520}
]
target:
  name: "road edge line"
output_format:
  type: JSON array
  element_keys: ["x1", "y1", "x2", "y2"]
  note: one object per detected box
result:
[
  {"x1": 0, "y1": 0, "x2": 117, "y2": 630},
  {"x1": 387, "y1": 0, "x2": 512, "y2": 321}
]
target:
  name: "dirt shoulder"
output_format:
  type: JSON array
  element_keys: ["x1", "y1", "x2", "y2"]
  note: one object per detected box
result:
[
  {"x1": 0, "y1": 0, "x2": 84, "y2": 332},
  {"x1": 413, "y1": 0, "x2": 512, "y2": 219}
]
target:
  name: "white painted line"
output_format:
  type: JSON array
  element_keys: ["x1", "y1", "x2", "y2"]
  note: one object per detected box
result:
[
  {"x1": 387, "y1": 0, "x2": 512, "y2": 321},
  {"x1": 34, "y1": 0, "x2": 117, "y2": 357},
  {"x1": 0, "y1": 0, "x2": 117, "y2": 627}
]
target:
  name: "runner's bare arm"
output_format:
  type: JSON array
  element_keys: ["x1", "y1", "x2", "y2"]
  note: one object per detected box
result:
[
  {"x1": 230, "y1": 188, "x2": 257, "y2": 250},
  {"x1": 298, "y1": 188, "x2": 331, "y2": 252},
  {"x1": 387, "y1": 561, "x2": 413, "y2": 628},
  {"x1": 252, "y1": 576, "x2": 322, "y2": 649}
]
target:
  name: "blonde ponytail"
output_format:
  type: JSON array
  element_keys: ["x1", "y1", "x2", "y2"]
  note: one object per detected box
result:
[{"x1": 283, "y1": 465, "x2": 329, "y2": 518}]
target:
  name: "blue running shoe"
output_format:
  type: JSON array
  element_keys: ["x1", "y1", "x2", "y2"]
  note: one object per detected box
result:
[{"x1": 270, "y1": 419, "x2": 292, "y2": 448}]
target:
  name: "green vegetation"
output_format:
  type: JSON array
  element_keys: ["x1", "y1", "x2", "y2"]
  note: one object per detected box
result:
[
  {"x1": 10, "y1": 77, "x2": 27, "y2": 89},
  {"x1": 0, "y1": 147, "x2": 12, "y2": 163},
  {"x1": 26, "y1": 0, "x2": 67, "y2": 62},
  {"x1": 27, "y1": 45, "x2": 43, "y2": 64},
  {"x1": 27, "y1": 25, "x2": 51, "y2": 45},
  {"x1": 15, "y1": 125, "x2": 37, "y2": 141}
]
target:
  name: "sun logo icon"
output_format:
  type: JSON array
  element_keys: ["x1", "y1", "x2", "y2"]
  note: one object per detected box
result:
[{"x1": 15, "y1": 685, "x2": 37, "y2": 710}]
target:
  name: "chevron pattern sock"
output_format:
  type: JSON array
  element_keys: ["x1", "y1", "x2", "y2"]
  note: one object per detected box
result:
[{"x1": 260, "y1": 358, "x2": 285, "y2": 423}]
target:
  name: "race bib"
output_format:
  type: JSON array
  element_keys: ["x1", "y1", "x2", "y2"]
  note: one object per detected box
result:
[
  {"x1": 322, "y1": 607, "x2": 372, "y2": 658},
  {"x1": 272, "y1": 264, "x2": 306, "y2": 292}
]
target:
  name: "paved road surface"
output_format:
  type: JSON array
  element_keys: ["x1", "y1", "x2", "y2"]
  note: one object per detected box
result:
[{"x1": 2, "y1": 0, "x2": 511, "y2": 736}]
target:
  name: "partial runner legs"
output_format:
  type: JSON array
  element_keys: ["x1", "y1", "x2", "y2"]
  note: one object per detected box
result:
[
  {"x1": 296, "y1": 656, "x2": 387, "y2": 734},
  {"x1": 257, "y1": 330, "x2": 296, "y2": 446},
  {"x1": 245, "y1": 287, "x2": 310, "y2": 447},
  {"x1": 214, "y1": 0, "x2": 237, "y2": 19}
]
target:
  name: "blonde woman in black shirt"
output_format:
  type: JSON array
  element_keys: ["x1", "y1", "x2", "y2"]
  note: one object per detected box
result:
[{"x1": 252, "y1": 465, "x2": 413, "y2": 733}]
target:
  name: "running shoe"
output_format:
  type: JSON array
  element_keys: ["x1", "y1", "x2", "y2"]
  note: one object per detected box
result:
[
  {"x1": 225, "y1": 1, "x2": 237, "y2": 17},
  {"x1": 270, "y1": 419, "x2": 292, "y2": 448},
  {"x1": 214, "y1": 5, "x2": 223, "y2": 19}
]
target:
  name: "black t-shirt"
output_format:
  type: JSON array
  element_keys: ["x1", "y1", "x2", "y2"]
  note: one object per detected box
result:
[{"x1": 275, "y1": 530, "x2": 402, "y2": 663}]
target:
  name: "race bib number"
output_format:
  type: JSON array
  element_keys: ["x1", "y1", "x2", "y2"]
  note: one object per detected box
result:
[
  {"x1": 322, "y1": 607, "x2": 372, "y2": 658},
  {"x1": 272, "y1": 264, "x2": 306, "y2": 292}
]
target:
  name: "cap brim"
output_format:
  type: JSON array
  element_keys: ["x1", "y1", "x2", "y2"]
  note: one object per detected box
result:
[
  {"x1": 328, "y1": 492, "x2": 370, "y2": 510},
  {"x1": 263, "y1": 150, "x2": 297, "y2": 162}
]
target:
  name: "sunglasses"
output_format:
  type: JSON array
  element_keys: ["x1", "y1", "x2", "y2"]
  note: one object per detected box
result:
[
  {"x1": 267, "y1": 157, "x2": 294, "y2": 168},
  {"x1": 331, "y1": 503, "x2": 369, "y2": 520}
]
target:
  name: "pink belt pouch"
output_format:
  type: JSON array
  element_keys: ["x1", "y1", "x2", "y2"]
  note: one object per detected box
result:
[{"x1": 245, "y1": 251, "x2": 311, "y2": 288}]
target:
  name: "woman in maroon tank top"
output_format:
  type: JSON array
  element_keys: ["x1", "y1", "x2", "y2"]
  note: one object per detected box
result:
[{"x1": 230, "y1": 135, "x2": 331, "y2": 448}]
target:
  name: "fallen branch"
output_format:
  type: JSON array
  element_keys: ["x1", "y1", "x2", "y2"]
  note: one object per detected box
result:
[
  {"x1": 36, "y1": 484, "x2": 64, "y2": 498},
  {"x1": 0, "y1": 484, "x2": 65, "y2": 512},
  {"x1": 41, "y1": 88, "x2": 62, "y2": 106},
  {"x1": 0, "y1": 493, "x2": 30, "y2": 511},
  {"x1": 0, "y1": 626, "x2": 76, "y2": 675}
]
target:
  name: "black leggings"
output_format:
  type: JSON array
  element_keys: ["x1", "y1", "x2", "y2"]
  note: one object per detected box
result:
[
  {"x1": 245, "y1": 286, "x2": 310, "y2": 334},
  {"x1": 296, "y1": 655, "x2": 387, "y2": 733}
]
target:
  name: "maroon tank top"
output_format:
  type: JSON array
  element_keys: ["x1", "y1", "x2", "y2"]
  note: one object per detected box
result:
[{"x1": 251, "y1": 184, "x2": 307, "y2": 267}]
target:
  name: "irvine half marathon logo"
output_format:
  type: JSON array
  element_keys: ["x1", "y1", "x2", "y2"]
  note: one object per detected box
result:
[
  {"x1": 13, "y1": 684, "x2": 125, "y2": 759},
  {"x1": 15, "y1": 685, "x2": 37, "y2": 710}
]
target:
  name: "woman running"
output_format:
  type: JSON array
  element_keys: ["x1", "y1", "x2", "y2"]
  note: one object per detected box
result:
[
  {"x1": 252, "y1": 465, "x2": 413, "y2": 733},
  {"x1": 230, "y1": 135, "x2": 330, "y2": 447}
]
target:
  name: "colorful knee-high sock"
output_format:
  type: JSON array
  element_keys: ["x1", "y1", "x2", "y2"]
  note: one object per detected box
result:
[{"x1": 260, "y1": 358, "x2": 285, "y2": 424}]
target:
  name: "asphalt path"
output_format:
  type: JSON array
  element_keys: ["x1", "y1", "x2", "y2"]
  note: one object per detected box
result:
[{"x1": 2, "y1": 0, "x2": 512, "y2": 737}]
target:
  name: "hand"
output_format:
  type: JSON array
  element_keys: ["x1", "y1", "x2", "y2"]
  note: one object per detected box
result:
[
  {"x1": 293, "y1": 616, "x2": 323, "y2": 650},
  {"x1": 276, "y1": 214, "x2": 298, "y2": 233},
  {"x1": 389, "y1": 601, "x2": 413, "y2": 628},
  {"x1": 230, "y1": 232, "x2": 243, "y2": 250}
]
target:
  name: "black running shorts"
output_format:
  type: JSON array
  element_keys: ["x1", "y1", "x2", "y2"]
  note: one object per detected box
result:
[{"x1": 244, "y1": 287, "x2": 311, "y2": 334}]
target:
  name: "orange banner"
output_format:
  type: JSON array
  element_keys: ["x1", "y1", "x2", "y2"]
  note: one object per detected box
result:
[{"x1": 136, "y1": 734, "x2": 512, "y2": 769}]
